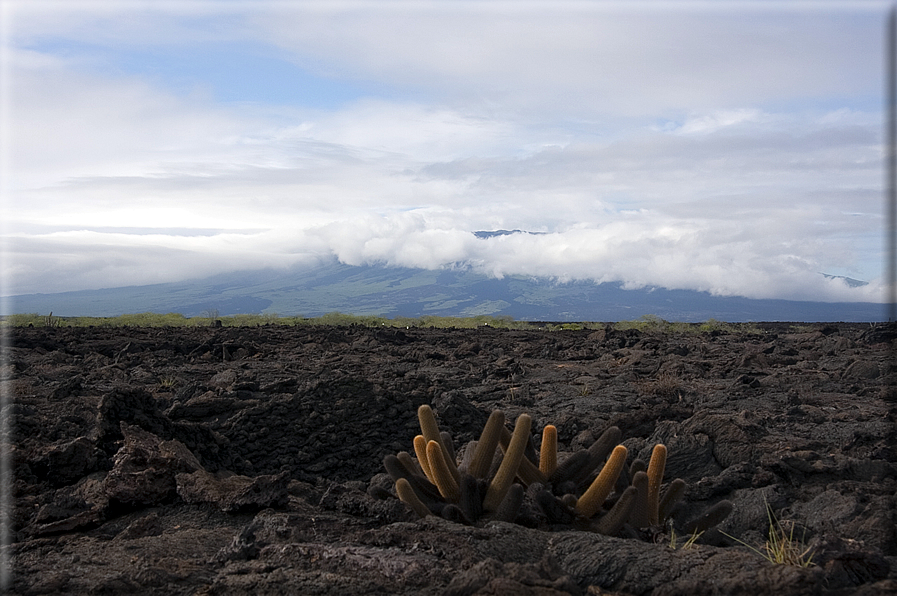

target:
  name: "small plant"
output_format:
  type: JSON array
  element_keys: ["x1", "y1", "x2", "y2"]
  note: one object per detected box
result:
[
  {"x1": 668, "y1": 526, "x2": 703, "y2": 550},
  {"x1": 202, "y1": 308, "x2": 221, "y2": 327},
  {"x1": 638, "y1": 371, "x2": 682, "y2": 399},
  {"x1": 577, "y1": 384, "x2": 591, "y2": 397},
  {"x1": 764, "y1": 516, "x2": 815, "y2": 567},
  {"x1": 723, "y1": 503, "x2": 815, "y2": 568},
  {"x1": 159, "y1": 376, "x2": 178, "y2": 389}
]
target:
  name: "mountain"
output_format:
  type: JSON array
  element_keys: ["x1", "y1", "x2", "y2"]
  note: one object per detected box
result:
[
  {"x1": 3, "y1": 261, "x2": 890, "y2": 322},
  {"x1": 473, "y1": 229, "x2": 547, "y2": 238},
  {"x1": 821, "y1": 273, "x2": 868, "y2": 288}
]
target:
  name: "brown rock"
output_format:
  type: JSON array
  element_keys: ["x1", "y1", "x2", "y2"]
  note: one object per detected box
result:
[
  {"x1": 103, "y1": 422, "x2": 203, "y2": 506},
  {"x1": 176, "y1": 469, "x2": 290, "y2": 512}
]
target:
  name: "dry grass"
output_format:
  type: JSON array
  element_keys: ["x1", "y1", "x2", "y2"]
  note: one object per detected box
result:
[
  {"x1": 637, "y1": 371, "x2": 683, "y2": 400},
  {"x1": 723, "y1": 503, "x2": 815, "y2": 568},
  {"x1": 668, "y1": 528, "x2": 703, "y2": 550}
]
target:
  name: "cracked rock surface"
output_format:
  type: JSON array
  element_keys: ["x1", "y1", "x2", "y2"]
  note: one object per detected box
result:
[{"x1": 6, "y1": 322, "x2": 897, "y2": 595}]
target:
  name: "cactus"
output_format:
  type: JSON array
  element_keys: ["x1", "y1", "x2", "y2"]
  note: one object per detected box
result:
[
  {"x1": 396, "y1": 478, "x2": 432, "y2": 518},
  {"x1": 484, "y1": 413, "x2": 532, "y2": 511},
  {"x1": 629, "y1": 470, "x2": 651, "y2": 528},
  {"x1": 498, "y1": 424, "x2": 546, "y2": 486},
  {"x1": 646, "y1": 444, "x2": 667, "y2": 526},
  {"x1": 659, "y1": 478, "x2": 686, "y2": 523},
  {"x1": 418, "y1": 405, "x2": 460, "y2": 484},
  {"x1": 396, "y1": 451, "x2": 423, "y2": 477},
  {"x1": 595, "y1": 485, "x2": 637, "y2": 536},
  {"x1": 535, "y1": 488, "x2": 576, "y2": 525},
  {"x1": 493, "y1": 483, "x2": 525, "y2": 523},
  {"x1": 458, "y1": 472, "x2": 483, "y2": 522},
  {"x1": 539, "y1": 425, "x2": 558, "y2": 478},
  {"x1": 576, "y1": 445, "x2": 628, "y2": 519},
  {"x1": 413, "y1": 435, "x2": 434, "y2": 483},
  {"x1": 574, "y1": 426, "x2": 623, "y2": 487},
  {"x1": 468, "y1": 410, "x2": 505, "y2": 479},
  {"x1": 426, "y1": 439, "x2": 461, "y2": 502},
  {"x1": 550, "y1": 449, "x2": 591, "y2": 487},
  {"x1": 683, "y1": 500, "x2": 734, "y2": 535},
  {"x1": 380, "y1": 405, "x2": 732, "y2": 545}
]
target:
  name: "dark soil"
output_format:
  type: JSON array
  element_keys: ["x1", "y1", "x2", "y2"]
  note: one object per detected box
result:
[{"x1": 5, "y1": 322, "x2": 897, "y2": 595}]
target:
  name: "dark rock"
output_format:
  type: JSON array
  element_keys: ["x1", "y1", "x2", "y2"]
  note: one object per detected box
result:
[
  {"x1": 176, "y1": 469, "x2": 290, "y2": 512},
  {"x1": 810, "y1": 535, "x2": 891, "y2": 589},
  {"x1": 26, "y1": 472, "x2": 109, "y2": 537},
  {"x1": 209, "y1": 369, "x2": 238, "y2": 389},
  {"x1": 444, "y1": 556, "x2": 583, "y2": 596},
  {"x1": 165, "y1": 391, "x2": 239, "y2": 419},
  {"x1": 96, "y1": 386, "x2": 174, "y2": 450},
  {"x1": 8, "y1": 322, "x2": 895, "y2": 596},
  {"x1": 432, "y1": 390, "x2": 491, "y2": 444},
  {"x1": 103, "y1": 423, "x2": 203, "y2": 506},
  {"x1": 41, "y1": 436, "x2": 98, "y2": 486}
]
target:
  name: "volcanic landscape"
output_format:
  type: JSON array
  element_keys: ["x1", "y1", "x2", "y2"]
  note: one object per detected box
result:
[{"x1": 6, "y1": 321, "x2": 897, "y2": 595}]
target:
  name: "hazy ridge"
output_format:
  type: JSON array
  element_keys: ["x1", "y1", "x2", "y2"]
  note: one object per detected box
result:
[{"x1": 4, "y1": 261, "x2": 889, "y2": 322}]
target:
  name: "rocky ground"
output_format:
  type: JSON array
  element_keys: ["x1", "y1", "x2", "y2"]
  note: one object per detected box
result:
[{"x1": 5, "y1": 321, "x2": 897, "y2": 595}]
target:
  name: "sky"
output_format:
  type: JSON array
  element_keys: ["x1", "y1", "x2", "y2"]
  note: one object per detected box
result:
[{"x1": 0, "y1": 0, "x2": 891, "y2": 303}]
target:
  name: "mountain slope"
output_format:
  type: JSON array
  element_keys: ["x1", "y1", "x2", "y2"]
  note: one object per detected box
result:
[{"x1": 4, "y1": 261, "x2": 889, "y2": 322}]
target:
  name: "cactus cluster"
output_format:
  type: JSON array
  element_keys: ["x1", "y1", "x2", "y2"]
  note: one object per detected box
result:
[{"x1": 378, "y1": 405, "x2": 732, "y2": 540}]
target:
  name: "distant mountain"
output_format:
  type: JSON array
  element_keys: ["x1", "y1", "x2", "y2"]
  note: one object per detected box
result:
[
  {"x1": 473, "y1": 229, "x2": 547, "y2": 238},
  {"x1": 3, "y1": 261, "x2": 889, "y2": 322},
  {"x1": 821, "y1": 273, "x2": 869, "y2": 288}
]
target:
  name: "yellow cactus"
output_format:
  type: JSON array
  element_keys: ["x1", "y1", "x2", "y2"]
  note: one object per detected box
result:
[
  {"x1": 413, "y1": 434, "x2": 434, "y2": 483},
  {"x1": 484, "y1": 413, "x2": 532, "y2": 512},
  {"x1": 468, "y1": 410, "x2": 505, "y2": 479},
  {"x1": 418, "y1": 405, "x2": 460, "y2": 484},
  {"x1": 646, "y1": 444, "x2": 667, "y2": 525},
  {"x1": 427, "y1": 440, "x2": 460, "y2": 502},
  {"x1": 575, "y1": 445, "x2": 628, "y2": 519},
  {"x1": 498, "y1": 425, "x2": 547, "y2": 486},
  {"x1": 539, "y1": 425, "x2": 558, "y2": 478}
]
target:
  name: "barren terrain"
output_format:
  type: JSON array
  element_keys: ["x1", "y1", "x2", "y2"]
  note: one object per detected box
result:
[{"x1": 6, "y1": 322, "x2": 897, "y2": 595}]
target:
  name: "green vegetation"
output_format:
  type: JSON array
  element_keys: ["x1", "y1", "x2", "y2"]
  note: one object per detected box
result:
[
  {"x1": 2, "y1": 311, "x2": 764, "y2": 333},
  {"x1": 613, "y1": 314, "x2": 763, "y2": 335},
  {"x1": 0, "y1": 311, "x2": 529, "y2": 329}
]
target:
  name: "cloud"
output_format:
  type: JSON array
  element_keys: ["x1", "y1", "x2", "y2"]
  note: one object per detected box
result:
[
  {"x1": 253, "y1": 4, "x2": 885, "y2": 117},
  {"x1": 8, "y1": 210, "x2": 884, "y2": 303},
  {"x1": 1, "y1": 2, "x2": 888, "y2": 306},
  {"x1": 288, "y1": 212, "x2": 884, "y2": 303}
]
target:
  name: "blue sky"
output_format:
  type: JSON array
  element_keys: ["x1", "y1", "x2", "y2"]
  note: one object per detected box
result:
[{"x1": 1, "y1": 0, "x2": 891, "y2": 303}]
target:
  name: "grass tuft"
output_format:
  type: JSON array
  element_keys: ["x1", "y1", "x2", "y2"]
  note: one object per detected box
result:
[
  {"x1": 723, "y1": 502, "x2": 815, "y2": 568},
  {"x1": 668, "y1": 527, "x2": 703, "y2": 550}
]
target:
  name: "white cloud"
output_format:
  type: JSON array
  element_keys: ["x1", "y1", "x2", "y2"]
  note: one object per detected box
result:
[
  {"x1": 1, "y1": 1, "x2": 888, "y2": 306},
  {"x1": 253, "y1": 3, "x2": 885, "y2": 117}
]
